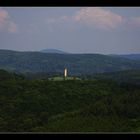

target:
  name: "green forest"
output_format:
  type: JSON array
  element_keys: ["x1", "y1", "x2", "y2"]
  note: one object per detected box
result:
[{"x1": 0, "y1": 69, "x2": 140, "y2": 132}]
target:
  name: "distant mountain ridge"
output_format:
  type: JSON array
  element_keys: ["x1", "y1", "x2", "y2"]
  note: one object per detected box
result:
[
  {"x1": 0, "y1": 49, "x2": 140, "y2": 75},
  {"x1": 110, "y1": 54, "x2": 140, "y2": 61},
  {"x1": 40, "y1": 49, "x2": 68, "y2": 54}
]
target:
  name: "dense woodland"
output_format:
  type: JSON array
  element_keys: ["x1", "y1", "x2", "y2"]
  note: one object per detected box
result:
[{"x1": 0, "y1": 69, "x2": 140, "y2": 132}]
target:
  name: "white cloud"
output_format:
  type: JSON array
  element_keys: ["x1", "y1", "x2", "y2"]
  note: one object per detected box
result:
[
  {"x1": 45, "y1": 7, "x2": 140, "y2": 31},
  {"x1": 46, "y1": 7, "x2": 124, "y2": 30},
  {"x1": 0, "y1": 8, "x2": 18, "y2": 33},
  {"x1": 72, "y1": 7, "x2": 124, "y2": 29}
]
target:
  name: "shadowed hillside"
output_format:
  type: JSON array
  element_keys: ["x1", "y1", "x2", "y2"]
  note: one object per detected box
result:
[{"x1": 0, "y1": 49, "x2": 140, "y2": 75}]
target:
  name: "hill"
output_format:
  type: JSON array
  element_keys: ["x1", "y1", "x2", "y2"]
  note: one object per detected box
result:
[
  {"x1": 40, "y1": 49, "x2": 68, "y2": 54},
  {"x1": 0, "y1": 69, "x2": 140, "y2": 132},
  {"x1": 91, "y1": 70, "x2": 140, "y2": 85},
  {"x1": 110, "y1": 54, "x2": 140, "y2": 61},
  {"x1": 0, "y1": 50, "x2": 140, "y2": 75}
]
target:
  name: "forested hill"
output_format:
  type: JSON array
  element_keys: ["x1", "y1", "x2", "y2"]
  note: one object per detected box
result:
[
  {"x1": 0, "y1": 69, "x2": 140, "y2": 132},
  {"x1": 91, "y1": 70, "x2": 140, "y2": 85},
  {"x1": 40, "y1": 49, "x2": 68, "y2": 54},
  {"x1": 0, "y1": 49, "x2": 140, "y2": 75},
  {"x1": 110, "y1": 54, "x2": 140, "y2": 61}
]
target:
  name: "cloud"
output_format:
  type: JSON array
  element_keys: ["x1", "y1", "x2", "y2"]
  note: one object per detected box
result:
[
  {"x1": 45, "y1": 7, "x2": 140, "y2": 31},
  {"x1": 0, "y1": 8, "x2": 18, "y2": 33},
  {"x1": 46, "y1": 8, "x2": 124, "y2": 30},
  {"x1": 72, "y1": 7, "x2": 124, "y2": 29},
  {"x1": 0, "y1": 8, "x2": 8, "y2": 30}
]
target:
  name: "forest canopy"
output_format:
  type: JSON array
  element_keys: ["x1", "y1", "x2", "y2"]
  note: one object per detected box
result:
[{"x1": 0, "y1": 69, "x2": 140, "y2": 132}]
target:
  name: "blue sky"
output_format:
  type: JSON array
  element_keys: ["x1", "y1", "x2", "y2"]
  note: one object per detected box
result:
[{"x1": 0, "y1": 7, "x2": 140, "y2": 54}]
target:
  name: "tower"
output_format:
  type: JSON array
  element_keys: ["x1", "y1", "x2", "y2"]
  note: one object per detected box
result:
[{"x1": 64, "y1": 68, "x2": 68, "y2": 77}]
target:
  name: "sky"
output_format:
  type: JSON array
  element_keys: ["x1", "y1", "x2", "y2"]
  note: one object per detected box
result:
[{"x1": 0, "y1": 7, "x2": 140, "y2": 54}]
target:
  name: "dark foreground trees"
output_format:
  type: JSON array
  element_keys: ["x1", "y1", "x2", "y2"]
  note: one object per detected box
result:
[{"x1": 0, "y1": 70, "x2": 140, "y2": 132}]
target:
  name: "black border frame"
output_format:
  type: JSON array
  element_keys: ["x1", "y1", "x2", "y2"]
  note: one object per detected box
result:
[
  {"x1": 0, "y1": 0, "x2": 140, "y2": 138},
  {"x1": 0, "y1": 0, "x2": 140, "y2": 6}
]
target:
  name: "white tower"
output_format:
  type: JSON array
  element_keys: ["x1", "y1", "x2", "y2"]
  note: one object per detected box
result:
[{"x1": 64, "y1": 68, "x2": 68, "y2": 77}]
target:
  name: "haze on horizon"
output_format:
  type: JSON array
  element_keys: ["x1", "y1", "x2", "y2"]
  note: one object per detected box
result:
[{"x1": 0, "y1": 7, "x2": 140, "y2": 54}]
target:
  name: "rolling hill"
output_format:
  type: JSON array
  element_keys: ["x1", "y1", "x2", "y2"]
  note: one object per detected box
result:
[
  {"x1": 40, "y1": 49, "x2": 68, "y2": 54},
  {"x1": 0, "y1": 49, "x2": 140, "y2": 75},
  {"x1": 110, "y1": 54, "x2": 140, "y2": 61}
]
